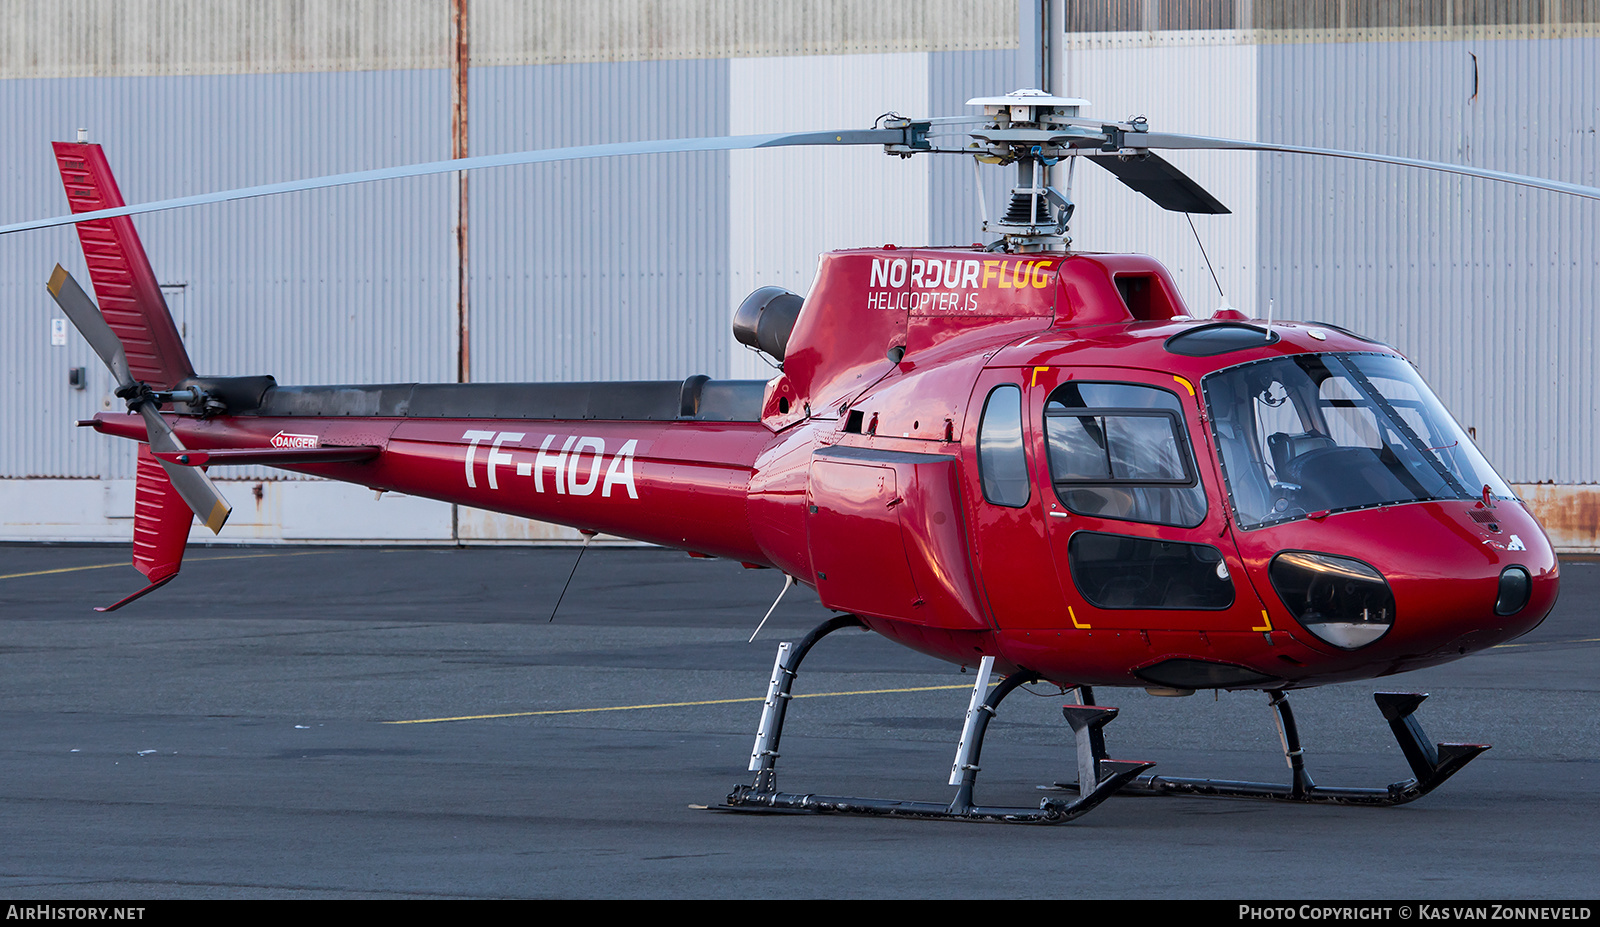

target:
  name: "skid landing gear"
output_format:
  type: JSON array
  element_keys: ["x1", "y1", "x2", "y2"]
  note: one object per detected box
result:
[
  {"x1": 718, "y1": 616, "x2": 1153, "y2": 824},
  {"x1": 1045, "y1": 688, "x2": 1489, "y2": 806}
]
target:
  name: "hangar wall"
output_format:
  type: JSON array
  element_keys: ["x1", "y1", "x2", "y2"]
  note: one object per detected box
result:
[
  {"x1": 0, "y1": 0, "x2": 1024, "y2": 544},
  {"x1": 3, "y1": 1, "x2": 1595, "y2": 550}
]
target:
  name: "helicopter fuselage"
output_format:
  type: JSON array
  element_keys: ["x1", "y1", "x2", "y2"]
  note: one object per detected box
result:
[{"x1": 91, "y1": 245, "x2": 1559, "y2": 692}]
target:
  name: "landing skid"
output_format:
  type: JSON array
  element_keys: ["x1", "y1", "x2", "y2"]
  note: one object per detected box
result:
[
  {"x1": 716, "y1": 616, "x2": 1153, "y2": 824},
  {"x1": 1044, "y1": 689, "x2": 1489, "y2": 807}
]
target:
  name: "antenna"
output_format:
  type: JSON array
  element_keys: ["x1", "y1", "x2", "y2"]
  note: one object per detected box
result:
[{"x1": 1186, "y1": 213, "x2": 1226, "y2": 315}]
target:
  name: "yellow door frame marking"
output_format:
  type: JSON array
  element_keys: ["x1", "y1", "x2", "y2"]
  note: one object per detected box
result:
[
  {"x1": 387, "y1": 682, "x2": 993, "y2": 725},
  {"x1": 1032, "y1": 366, "x2": 1050, "y2": 387},
  {"x1": 1253, "y1": 609, "x2": 1274, "y2": 632},
  {"x1": 1172, "y1": 375, "x2": 1195, "y2": 396},
  {"x1": 1069, "y1": 605, "x2": 1091, "y2": 629}
]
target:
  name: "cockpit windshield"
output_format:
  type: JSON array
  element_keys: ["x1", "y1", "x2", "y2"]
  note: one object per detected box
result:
[{"x1": 1203, "y1": 353, "x2": 1514, "y2": 529}]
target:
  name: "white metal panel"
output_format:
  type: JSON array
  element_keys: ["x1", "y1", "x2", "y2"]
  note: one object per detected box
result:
[
  {"x1": 474, "y1": 0, "x2": 1017, "y2": 65},
  {"x1": 928, "y1": 48, "x2": 1031, "y2": 246},
  {"x1": 727, "y1": 53, "x2": 932, "y2": 380},
  {"x1": 1054, "y1": 39, "x2": 1260, "y2": 319},
  {"x1": 0, "y1": 0, "x2": 448, "y2": 79}
]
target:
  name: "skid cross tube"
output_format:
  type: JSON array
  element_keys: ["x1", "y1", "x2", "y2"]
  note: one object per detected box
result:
[
  {"x1": 721, "y1": 619, "x2": 1152, "y2": 824},
  {"x1": 1051, "y1": 690, "x2": 1488, "y2": 806}
]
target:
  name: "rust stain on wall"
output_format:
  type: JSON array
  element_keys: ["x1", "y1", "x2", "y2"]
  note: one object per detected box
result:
[{"x1": 1514, "y1": 484, "x2": 1600, "y2": 552}]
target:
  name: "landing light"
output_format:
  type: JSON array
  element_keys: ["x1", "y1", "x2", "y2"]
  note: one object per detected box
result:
[{"x1": 1269, "y1": 552, "x2": 1395, "y2": 650}]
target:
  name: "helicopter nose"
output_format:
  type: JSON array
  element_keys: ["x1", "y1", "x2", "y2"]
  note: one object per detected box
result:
[
  {"x1": 1241, "y1": 501, "x2": 1559, "y2": 671},
  {"x1": 1417, "y1": 559, "x2": 1558, "y2": 659}
]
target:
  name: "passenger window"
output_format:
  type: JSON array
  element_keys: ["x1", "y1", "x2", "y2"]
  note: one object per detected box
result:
[
  {"x1": 977, "y1": 385, "x2": 1029, "y2": 507},
  {"x1": 1045, "y1": 381, "x2": 1206, "y2": 527},
  {"x1": 1068, "y1": 532, "x2": 1234, "y2": 609}
]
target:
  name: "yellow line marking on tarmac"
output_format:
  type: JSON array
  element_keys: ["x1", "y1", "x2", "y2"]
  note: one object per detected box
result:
[
  {"x1": 1492, "y1": 636, "x2": 1600, "y2": 649},
  {"x1": 394, "y1": 635, "x2": 1600, "y2": 724},
  {"x1": 0, "y1": 549, "x2": 334, "y2": 581},
  {"x1": 387, "y1": 683, "x2": 987, "y2": 725}
]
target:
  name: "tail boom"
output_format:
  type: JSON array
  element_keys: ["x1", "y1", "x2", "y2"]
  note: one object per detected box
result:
[{"x1": 89, "y1": 411, "x2": 775, "y2": 564}]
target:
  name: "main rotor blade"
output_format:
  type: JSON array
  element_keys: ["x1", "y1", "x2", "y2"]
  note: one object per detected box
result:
[
  {"x1": 1086, "y1": 151, "x2": 1230, "y2": 214},
  {"x1": 1133, "y1": 133, "x2": 1600, "y2": 201},
  {"x1": 137, "y1": 404, "x2": 232, "y2": 534},
  {"x1": 1, "y1": 129, "x2": 911, "y2": 236},
  {"x1": 46, "y1": 265, "x2": 134, "y2": 390}
]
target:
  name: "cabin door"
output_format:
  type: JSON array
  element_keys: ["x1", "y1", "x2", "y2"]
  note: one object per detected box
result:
[{"x1": 1027, "y1": 365, "x2": 1265, "y2": 635}]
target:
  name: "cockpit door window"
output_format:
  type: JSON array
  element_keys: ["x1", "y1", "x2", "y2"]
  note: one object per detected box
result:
[
  {"x1": 1044, "y1": 381, "x2": 1207, "y2": 528},
  {"x1": 1028, "y1": 367, "x2": 1255, "y2": 633}
]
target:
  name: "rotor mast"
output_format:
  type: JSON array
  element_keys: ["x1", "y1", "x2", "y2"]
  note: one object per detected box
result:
[{"x1": 966, "y1": 90, "x2": 1094, "y2": 251}]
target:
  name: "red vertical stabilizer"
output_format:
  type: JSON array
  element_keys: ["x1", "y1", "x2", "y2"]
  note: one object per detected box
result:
[
  {"x1": 97, "y1": 443, "x2": 193, "y2": 612},
  {"x1": 53, "y1": 142, "x2": 193, "y2": 391},
  {"x1": 132, "y1": 443, "x2": 192, "y2": 584}
]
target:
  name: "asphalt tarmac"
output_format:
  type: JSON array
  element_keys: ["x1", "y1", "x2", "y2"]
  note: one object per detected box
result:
[{"x1": 0, "y1": 543, "x2": 1595, "y2": 899}]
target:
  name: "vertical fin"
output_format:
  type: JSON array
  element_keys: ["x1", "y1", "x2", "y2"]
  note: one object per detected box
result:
[
  {"x1": 132, "y1": 442, "x2": 193, "y2": 584},
  {"x1": 98, "y1": 443, "x2": 193, "y2": 612},
  {"x1": 53, "y1": 142, "x2": 194, "y2": 390}
]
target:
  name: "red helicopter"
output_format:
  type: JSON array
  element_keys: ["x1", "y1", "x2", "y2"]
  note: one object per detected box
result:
[{"x1": 8, "y1": 90, "x2": 1589, "y2": 824}]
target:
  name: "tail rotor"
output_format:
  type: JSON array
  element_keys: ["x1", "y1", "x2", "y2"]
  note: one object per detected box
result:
[{"x1": 47, "y1": 264, "x2": 232, "y2": 534}]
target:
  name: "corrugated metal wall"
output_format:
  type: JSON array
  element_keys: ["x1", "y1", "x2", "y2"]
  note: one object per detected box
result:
[
  {"x1": 1257, "y1": 34, "x2": 1599, "y2": 483},
  {"x1": 0, "y1": 70, "x2": 455, "y2": 480},
  {"x1": 0, "y1": 0, "x2": 1021, "y2": 486},
  {"x1": 1052, "y1": 0, "x2": 1598, "y2": 487},
  {"x1": 468, "y1": 59, "x2": 731, "y2": 383},
  {"x1": 4, "y1": 0, "x2": 1591, "y2": 516},
  {"x1": 1055, "y1": 40, "x2": 1260, "y2": 319},
  {"x1": 0, "y1": 0, "x2": 1016, "y2": 78}
]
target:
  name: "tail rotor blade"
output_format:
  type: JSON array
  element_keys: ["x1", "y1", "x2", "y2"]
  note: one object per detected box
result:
[
  {"x1": 47, "y1": 265, "x2": 232, "y2": 533},
  {"x1": 136, "y1": 404, "x2": 232, "y2": 534},
  {"x1": 46, "y1": 265, "x2": 133, "y2": 389}
]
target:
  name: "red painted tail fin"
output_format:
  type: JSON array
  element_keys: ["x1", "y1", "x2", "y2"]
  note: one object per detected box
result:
[
  {"x1": 53, "y1": 141, "x2": 193, "y2": 391},
  {"x1": 96, "y1": 445, "x2": 192, "y2": 611},
  {"x1": 132, "y1": 443, "x2": 193, "y2": 584},
  {"x1": 56, "y1": 142, "x2": 200, "y2": 610},
  {"x1": 97, "y1": 444, "x2": 194, "y2": 612}
]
